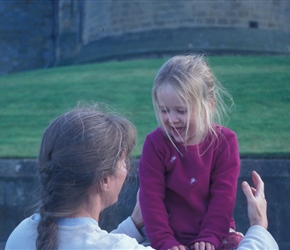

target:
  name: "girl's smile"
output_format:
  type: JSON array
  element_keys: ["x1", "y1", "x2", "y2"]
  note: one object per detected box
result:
[{"x1": 171, "y1": 126, "x2": 185, "y2": 137}]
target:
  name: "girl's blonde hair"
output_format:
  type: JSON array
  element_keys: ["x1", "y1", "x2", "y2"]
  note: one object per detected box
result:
[
  {"x1": 152, "y1": 54, "x2": 233, "y2": 147},
  {"x1": 35, "y1": 104, "x2": 137, "y2": 250}
]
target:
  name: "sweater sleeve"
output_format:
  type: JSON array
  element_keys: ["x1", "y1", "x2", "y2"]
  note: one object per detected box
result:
[
  {"x1": 112, "y1": 217, "x2": 145, "y2": 244},
  {"x1": 189, "y1": 129, "x2": 240, "y2": 249},
  {"x1": 139, "y1": 134, "x2": 181, "y2": 250},
  {"x1": 237, "y1": 225, "x2": 279, "y2": 250}
]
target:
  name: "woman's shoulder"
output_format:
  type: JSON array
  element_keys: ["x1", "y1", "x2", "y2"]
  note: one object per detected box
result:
[
  {"x1": 5, "y1": 214, "x2": 38, "y2": 249},
  {"x1": 9, "y1": 214, "x2": 38, "y2": 232}
]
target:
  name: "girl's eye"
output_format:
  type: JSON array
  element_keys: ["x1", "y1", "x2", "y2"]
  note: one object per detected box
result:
[
  {"x1": 160, "y1": 108, "x2": 167, "y2": 113},
  {"x1": 178, "y1": 110, "x2": 187, "y2": 114}
]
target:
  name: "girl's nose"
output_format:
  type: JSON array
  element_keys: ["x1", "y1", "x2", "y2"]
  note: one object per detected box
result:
[{"x1": 168, "y1": 113, "x2": 179, "y2": 124}]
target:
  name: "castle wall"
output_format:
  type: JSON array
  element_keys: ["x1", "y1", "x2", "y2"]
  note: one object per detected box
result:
[
  {"x1": 0, "y1": 0, "x2": 53, "y2": 75},
  {"x1": 76, "y1": 0, "x2": 290, "y2": 64},
  {"x1": 0, "y1": 0, "x2": 289, "y2": 74},
  {"x1": 83, "y1": 0, "x2": 290, "y2": 42}
]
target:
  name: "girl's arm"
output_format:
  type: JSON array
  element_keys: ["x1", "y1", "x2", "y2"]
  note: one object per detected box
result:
[
  {"x1": 112, "y1": 216, "x2": 146, "y2": 244},
  {"x1": 189, "y1": 129, "x2": 240, "y2": 249},
  {"x1": 113, "y1": 189, "x2": 145, "y2": 243},
  {"x1": 139, "y1": 135, "x2": 182, "y2": 250}
]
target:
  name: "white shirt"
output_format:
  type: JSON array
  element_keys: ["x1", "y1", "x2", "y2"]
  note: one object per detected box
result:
[
  {"x1": 5, "y1": 214, "x2": 153, "y2": 249},
  {"x1": 5, "y1": 214, "x2": 279, "y2": 250},
  {"x1": 238, "y1": 225, "x2": 279, "y2": 250}
]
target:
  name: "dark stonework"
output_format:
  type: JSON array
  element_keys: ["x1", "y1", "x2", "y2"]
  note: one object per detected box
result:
[
  {"x1": 0, "y1": 1, "x2": 289, "y2": 75},
  {"x1": 0, "y1": 158, "x2": 289, "y2": 249},
  {"x1": 75, "y1": 27, "x2": 290, "y2": 65}
]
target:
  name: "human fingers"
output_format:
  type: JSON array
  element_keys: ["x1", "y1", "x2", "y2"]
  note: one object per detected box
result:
[
  {"x1": 241, "y1": 181, "x2": 254, "y2": 202},
  {"x1": 199, "y1": 242, "x2": 205, "y2": 250},
  {"x1": 167, "y1": 245, "x2": 187, "y2": 250},
  {"x1": 242, "y1": 171, "x2": 268, "y2": 229},
  {"x1": 130, "y1": 189, "x2": 144, "y2": 229},
  {"x1": 251, "y1": 187, "x2": 257, "y2": 194},
  {"x1": 191, "y1": 242, "x2": 199, "y2": 250},
  {"x1": 242, "y1": 171, "x2": 263, "y2": 200},
  {"x1": 205, "y1": 242, "x2": 215, "y2": 250},
  {"x1": 192, "y1": 242, "x2": 205, "y2": 250},
  {"x1": 251, "y1": 171, "x2": 265, "y2": 198}
]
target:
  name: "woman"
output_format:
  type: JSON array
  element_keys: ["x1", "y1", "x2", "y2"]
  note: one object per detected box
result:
[{"x1": 5, "y1": 105, "x2": 153, "y2": 250}]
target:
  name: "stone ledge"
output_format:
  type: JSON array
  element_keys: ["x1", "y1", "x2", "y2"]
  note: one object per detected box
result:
[
  {"x1": 0, "y1": 158, "x2": 289, "y2": 249},
  {"x1": 72, "y1": 27, "x2": 290, "y2": 66}
]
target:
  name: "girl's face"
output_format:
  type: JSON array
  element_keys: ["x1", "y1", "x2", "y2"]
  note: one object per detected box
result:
[{"x1": 157, "y1": 87, "x2": 197, "y2": 145}]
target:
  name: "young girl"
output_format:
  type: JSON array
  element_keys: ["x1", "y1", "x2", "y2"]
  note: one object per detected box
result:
[{"x1": 139, "y1": 55, "x2": 242, "y2": 250}]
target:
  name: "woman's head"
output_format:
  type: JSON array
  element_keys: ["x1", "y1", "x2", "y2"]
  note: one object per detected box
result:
[
  {"x1": 152, "y1": 54, "x2": 232, "y2": 145},
  {"x1": 36, "y1": 105, "x2": 136, "y2": 249}
]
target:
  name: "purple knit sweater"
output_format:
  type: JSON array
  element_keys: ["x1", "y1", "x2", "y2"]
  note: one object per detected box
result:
[{"x1": 139, "y1": 126, "x2": 240, "y2": 250}]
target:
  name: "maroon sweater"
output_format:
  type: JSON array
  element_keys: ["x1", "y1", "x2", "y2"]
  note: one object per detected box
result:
[{"x1": 139, "y1": 126, "x2": 240, "y2": 250}]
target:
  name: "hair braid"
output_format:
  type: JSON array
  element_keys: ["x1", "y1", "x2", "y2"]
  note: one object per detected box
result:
[
  {"x1": 36, "y1": 161, "x2": 57, "y2": 250},
  {"x1": 36, "y1": 161, "x2": 58, "y2": 250},
  {"x1": 36, "y1": 206, "x2": 58, "y2": 250}
]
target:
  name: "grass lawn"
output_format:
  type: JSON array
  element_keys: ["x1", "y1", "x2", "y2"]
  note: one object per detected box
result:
[{"x1": 0, "y1": 55, "x2": 289, "y2": 158}]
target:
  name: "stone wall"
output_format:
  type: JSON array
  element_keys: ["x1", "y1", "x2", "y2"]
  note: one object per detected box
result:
[
  {"x1": 77, "y1": 0, "x2": 290, "y2": 63},
  {"x1": 0, "y1": 158, "x2": 289, "y2": 249},
  {"x1": 0, "y1": 0, "x2": 289, "y2": 75},
  {"x1": 83, "y1": 1, "x2": 290, "y2": 41},
  {"x1": 0, "y1": 0, "x2": 53, "y2": 75}
]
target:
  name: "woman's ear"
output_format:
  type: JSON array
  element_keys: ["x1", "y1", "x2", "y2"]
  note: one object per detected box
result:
[{"x1": 101, "y1": 176, "x2": 110, "y2": 192}]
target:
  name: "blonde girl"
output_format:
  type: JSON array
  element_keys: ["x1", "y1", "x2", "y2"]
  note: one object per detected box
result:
[{"x1": 139, "y1": 55, "x2": 242, "y2": 250}]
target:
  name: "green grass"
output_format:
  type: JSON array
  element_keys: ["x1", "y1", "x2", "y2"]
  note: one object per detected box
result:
[
  {"x1": 0, "y1": 56, "x2": 289, "y2": 158},
  {"x1": 210, "y1": 56, "x2": 290, "y2": 156}
]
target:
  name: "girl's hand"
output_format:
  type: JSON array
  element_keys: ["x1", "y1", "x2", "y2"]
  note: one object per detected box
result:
[
  {"x1": 167, "y1": 245, "x2": 188, "y2": 250},
  {"x1": 190, "y1": 241, "x2": 215, "y2": 250}
]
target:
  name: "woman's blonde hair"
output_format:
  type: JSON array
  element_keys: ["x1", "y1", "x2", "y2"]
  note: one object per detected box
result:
[
  {"x1": 35, "y1": 104, "x2": 137, "y2": 250},
  {"x1": 152, "y1": 54, "x2": 233, "y2": 147}
]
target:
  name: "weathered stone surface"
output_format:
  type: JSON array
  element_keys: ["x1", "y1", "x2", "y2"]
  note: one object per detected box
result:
[
  {"x1": 0, "y1": 158, "x2": 290, "y2": 249},
  {"x1": 0, "y1": 1, "x2": 289, "y2": 75}
]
